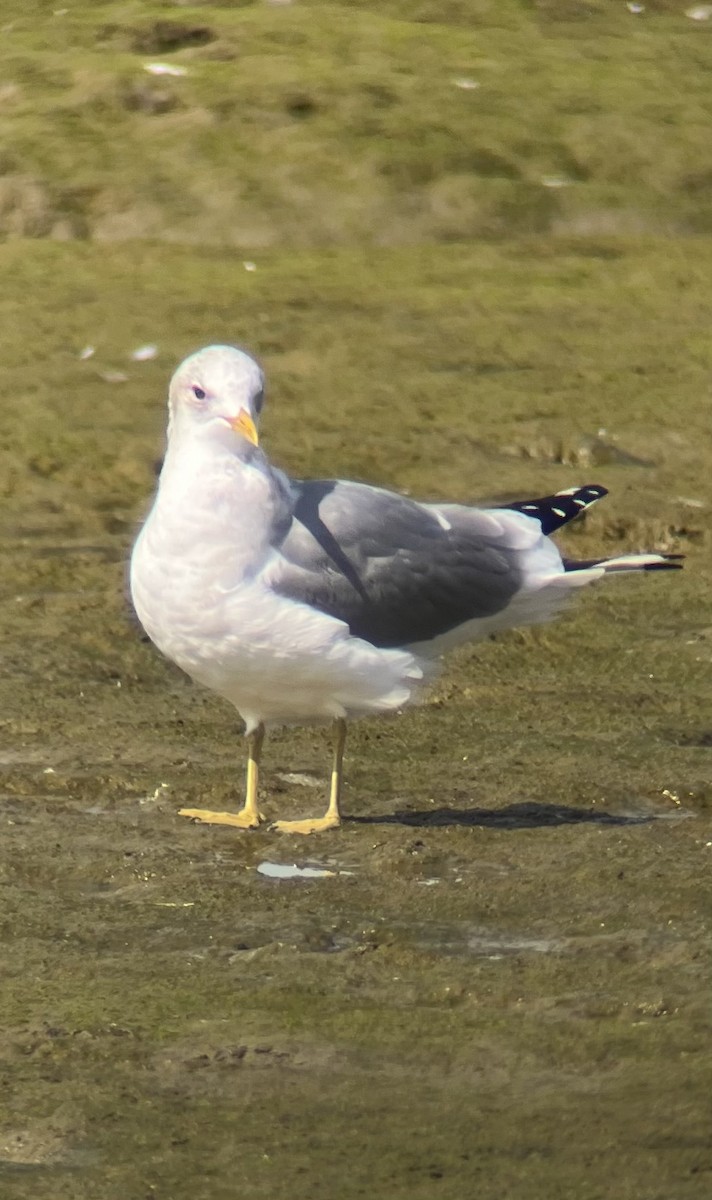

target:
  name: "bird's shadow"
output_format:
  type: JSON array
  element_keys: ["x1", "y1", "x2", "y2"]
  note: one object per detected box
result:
[{"x1": 350, "y1": 802, "x2": 654, "y2": 830}]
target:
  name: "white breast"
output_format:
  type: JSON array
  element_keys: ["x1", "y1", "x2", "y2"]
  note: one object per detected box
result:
[{"x1": 130, "y1": 439, "x2": 423, "y2": 731}]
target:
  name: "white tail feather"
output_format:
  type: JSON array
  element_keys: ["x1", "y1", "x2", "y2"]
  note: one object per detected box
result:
[{"x1": 598, "y1": 553, "x2": 672, "y2": 572}]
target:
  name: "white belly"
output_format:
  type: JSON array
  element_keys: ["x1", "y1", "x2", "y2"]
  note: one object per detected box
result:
[{"x1": 130, "y1": 525, "x2": 423, "y2": 731}]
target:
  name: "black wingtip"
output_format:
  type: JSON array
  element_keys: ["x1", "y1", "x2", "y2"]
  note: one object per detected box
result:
[{"x1": 503, "y1": 484, "x2": 608, "y2": 535}]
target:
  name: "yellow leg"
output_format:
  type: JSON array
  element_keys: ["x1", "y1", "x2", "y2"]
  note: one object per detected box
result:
[
  {"x1": 273, "y1": 718, "x2": 346, "y2": 835},
  {"x1": 179, "y1": 724, "x2": 266, "y2": 829}
]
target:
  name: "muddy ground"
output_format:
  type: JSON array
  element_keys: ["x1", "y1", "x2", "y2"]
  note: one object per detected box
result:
[
  {"x1": 1, "y1": 238, "x2": 710, "y2": 1200},
  {"x1": 2, "y1": 3, "x2": 712, "y2": 1198}
]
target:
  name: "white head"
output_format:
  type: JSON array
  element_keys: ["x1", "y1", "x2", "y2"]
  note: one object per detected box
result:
[{"x1": 167, "y1": 344, "x2": 265, "y2": 448}]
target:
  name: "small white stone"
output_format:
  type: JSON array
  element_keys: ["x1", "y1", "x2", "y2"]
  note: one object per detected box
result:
[
  {"x1": 140, "y1": 782, "x2": 170, "y2": 806},
  {"x1": 276, "y1": 771, "x2": 321, "y2": 788},
  {"x1": 130, "y1": 344, "x2": 158, "y2": 362},
  {"x1": 79, "y1": 345, "x2": 95, "y2": 360},
  {"x1": 686, "y1": 4, "x2": 712, "y2": 18},
  {"x1": 144, "y1": 62, "x2": 188, "y2": 77},
  {"x1": 453, "y1": 78, "x2": 480, "y2": 90}
]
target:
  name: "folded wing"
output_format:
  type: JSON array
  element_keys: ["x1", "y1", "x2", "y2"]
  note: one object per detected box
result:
[{"x1": 268, "y1": 479, "x2": 533, "y2": 648}]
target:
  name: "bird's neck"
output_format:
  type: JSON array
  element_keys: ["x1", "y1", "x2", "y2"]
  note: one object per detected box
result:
[{"x1": 149, "y1": 437, "x2": 278, "y2": 565}]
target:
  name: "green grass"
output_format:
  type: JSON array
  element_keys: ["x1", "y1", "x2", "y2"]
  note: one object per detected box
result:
[
  {"x1": 1, "y1": 235, "x2": 711, "y2": 1200},
  {"x1": 3, "y1": 2, "x2": 712, "y2": 244},
  {"x1": 1, "y1": 4, "x2": 712, "y2": 1198}
]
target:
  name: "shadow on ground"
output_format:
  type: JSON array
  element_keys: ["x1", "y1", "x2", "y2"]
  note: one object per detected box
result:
[{"x1": 352, "y1": 802, "x2": 655, "y2": 829}]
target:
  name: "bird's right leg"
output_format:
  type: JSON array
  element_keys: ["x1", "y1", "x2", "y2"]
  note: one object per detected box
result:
[
  {"x1": 272, "y1": 718, "x2": 345, "y2": 835},
  {"x1": 179, "y1": 723, "x2": 267, "y2": 829}
]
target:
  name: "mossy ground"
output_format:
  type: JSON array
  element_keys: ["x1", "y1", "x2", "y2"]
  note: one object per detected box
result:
[
  {"x1": 3, "y1": 2, "x2": 712, "y2": 244},
  {"x1": 1, "y1": 3, "x2": 712, "y2": 1199}
]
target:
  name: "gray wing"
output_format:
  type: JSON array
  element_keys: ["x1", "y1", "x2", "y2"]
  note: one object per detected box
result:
[{"x1": 269, "y1": 479, "x2": 524, "y2": 648}]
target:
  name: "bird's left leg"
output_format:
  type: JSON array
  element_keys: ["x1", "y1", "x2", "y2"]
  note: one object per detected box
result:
[
  {"x1": 273, "y1": 718, "x2": 346, "y2": 835},
  {"x1": 179, "y1": 723, "x2": 267, "y2": 828}
]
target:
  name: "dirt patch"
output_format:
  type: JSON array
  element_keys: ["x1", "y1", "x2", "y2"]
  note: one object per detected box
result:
[{"x1": 0, "y1": 236, "x2": 710, "y2": 1200}]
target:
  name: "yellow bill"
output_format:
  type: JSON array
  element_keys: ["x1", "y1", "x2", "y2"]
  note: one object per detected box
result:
[{"x1": 230, "y1": 408, "x2": 259, "y2": 445}]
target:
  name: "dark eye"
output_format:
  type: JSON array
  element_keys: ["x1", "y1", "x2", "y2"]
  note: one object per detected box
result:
[
  {"x1": 192, "y1": 386, "x2": 206, "y2": 401},
  {"x1": 253, "y1": 387, "x2": 264, "y2": 415}
]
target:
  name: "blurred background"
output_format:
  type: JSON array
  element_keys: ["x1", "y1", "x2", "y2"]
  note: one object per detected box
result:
[
  {"x1": 1, "y1": 3, "x2": 711, "y2": 1199},
  {"x1": 4, "y1": 0, "x2": 712, "y2": 245}
]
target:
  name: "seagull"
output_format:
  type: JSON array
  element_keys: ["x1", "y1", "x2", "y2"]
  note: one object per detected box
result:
[{"x1": 130, "y1": 345, "x2": 682, "y2": 834}]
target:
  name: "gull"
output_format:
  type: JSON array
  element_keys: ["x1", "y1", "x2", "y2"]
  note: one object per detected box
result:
[{"x1": 130, "y1": 345, "x2": 682, "y2": 834}]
